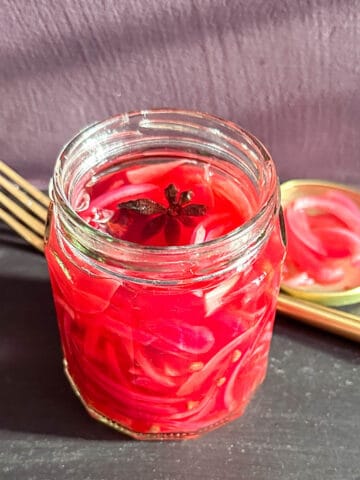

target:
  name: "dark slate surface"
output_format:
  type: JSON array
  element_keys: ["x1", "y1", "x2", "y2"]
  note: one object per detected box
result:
[{"x1": 0, "y1": 229, "x2": 359, "y2": 480}]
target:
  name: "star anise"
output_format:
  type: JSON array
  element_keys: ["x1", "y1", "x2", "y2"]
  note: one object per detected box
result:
[{"x1": 117, "y1": 184, "x2": 207, "y2": 244}]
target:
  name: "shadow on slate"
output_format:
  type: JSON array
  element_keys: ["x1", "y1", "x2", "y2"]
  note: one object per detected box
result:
[
  {"x1": 274, "y1": 313, "x2": 360, "y2": 362},
  {"x1": 0, "y1": 224, "x2": 37, "y2": 254},
  {"x1": 0, "y1": 271, "x2": 129, "y2": 441}
]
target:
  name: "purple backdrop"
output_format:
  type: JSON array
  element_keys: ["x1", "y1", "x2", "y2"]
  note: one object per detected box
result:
[{"x1": 1, "y1": 0, "x2": 359, "y2": 187}]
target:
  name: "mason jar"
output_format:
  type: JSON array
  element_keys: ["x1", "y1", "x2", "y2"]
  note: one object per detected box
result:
[{"x1": 44, "y1": 109, "x2": 286, "y2": 440}]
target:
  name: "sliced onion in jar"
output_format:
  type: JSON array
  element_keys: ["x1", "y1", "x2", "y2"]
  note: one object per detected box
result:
[
  {"x1": 88, "y1": 183, "x2": 160, "y2": 210},
  {"x1": 191, "y1": 213, "x2": 232, "y2": 244},
  {"x1": 126, "y1": 160, "x2": 187, "y2": 184},
  {"x1": 149, "y1": 320, "x2": 215, "y2": 355},
  {"x1": 176, "y1": 311, "x2": 264, "y2": 397}
]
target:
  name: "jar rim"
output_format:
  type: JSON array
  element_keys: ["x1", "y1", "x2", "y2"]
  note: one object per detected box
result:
[
  {"x1": 50, "y1": 109, "x2": 280, "y2": 282},
  {"x1": 52, "y1": 108, "x2": 277, "y2": 254}
]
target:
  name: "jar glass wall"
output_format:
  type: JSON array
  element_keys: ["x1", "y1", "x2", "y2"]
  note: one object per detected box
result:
[{"x1": 44, "y1": 110, "x2": 286, "y2": 440}]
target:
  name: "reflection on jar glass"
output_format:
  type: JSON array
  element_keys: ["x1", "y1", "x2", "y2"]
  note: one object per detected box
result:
[{"x1": 44, "y1": 109, "x2": 286, "y2": 440}]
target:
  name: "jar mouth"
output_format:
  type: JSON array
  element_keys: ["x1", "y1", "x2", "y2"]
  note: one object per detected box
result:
[{"x1": 51, "y1": 109, "x2": 278, "y2": 279}]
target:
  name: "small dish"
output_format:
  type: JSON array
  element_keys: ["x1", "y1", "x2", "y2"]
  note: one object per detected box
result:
[{"x1": 280, "y1": 179, "x2": 360, "y2": 307}]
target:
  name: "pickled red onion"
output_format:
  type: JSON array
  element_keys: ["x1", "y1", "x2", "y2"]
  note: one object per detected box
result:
[
  {"x1": 283, "y1": 191, "x2": 360, "y2": 290},
  {"x1": 291, "y1": 195, "x2": 360, "y2": 235},
  {"x1": 285, "y1": 204, "x2": 327, "y2": 256}
]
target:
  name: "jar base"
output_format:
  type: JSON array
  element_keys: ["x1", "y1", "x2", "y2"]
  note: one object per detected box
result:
[{"x1": 63, "y1": 358, "x2": 265, "y2": 441}]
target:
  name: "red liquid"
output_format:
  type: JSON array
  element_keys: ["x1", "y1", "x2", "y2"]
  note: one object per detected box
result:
[
  {"x1": 77, "y1": 155, "x2": 255, "y2": 246},
  {"x1": 45, "y1": 155, "x2": 285, "y2": 439}
]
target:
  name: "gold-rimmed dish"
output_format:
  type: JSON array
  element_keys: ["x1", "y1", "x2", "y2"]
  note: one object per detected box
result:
[{"x1": 280, "y1": 179, "x2": 360, "y2": 307}]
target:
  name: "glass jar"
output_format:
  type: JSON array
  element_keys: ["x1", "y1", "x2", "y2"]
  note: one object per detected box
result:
[{"x1": 44, "y1": 109, "x2": 286, "y2": 440}]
